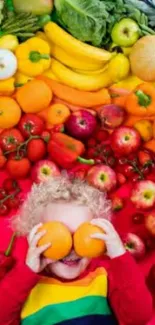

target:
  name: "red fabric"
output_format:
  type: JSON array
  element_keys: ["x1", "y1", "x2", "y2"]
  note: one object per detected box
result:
[
  {"x1": 0, "y1": 170, "x2": 155, "y2": 324},
  {"x1": 0, "y1": 252, "x2": 152, "y2": 325}
]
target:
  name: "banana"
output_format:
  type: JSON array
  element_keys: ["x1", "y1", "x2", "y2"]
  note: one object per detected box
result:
[
  {"x1": 43, "y1": 68, "x2": 59, "y2": 81},
  {"x1": 75, "y1": 64, "x2": 109, "y2": 75},
  {"x1": 51, "y1": 43, "x2": 104, "y2": 71},
  {"x1": 50, "y1": 58, "x2": 112, "y2": 91},
  {"x1": 44, "y1": 22, "x2": 112, "y2": 64}
]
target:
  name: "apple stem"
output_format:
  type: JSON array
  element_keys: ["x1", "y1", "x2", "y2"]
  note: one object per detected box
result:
[
  {"x1": 77, "y1": 157, "x2": 95, "y2": 165},
  {"x1": 135, "y1": 90, "x2": 151, "y2": 107}
]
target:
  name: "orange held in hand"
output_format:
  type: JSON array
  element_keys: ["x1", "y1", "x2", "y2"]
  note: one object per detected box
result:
[
  {"x1": 74, "y1": 222, "x2": 106, "y2": 258},
  {"x1": 47, "y1": 103, "x2": 70, "y2": 125},
  {"x1": 37, "y1": 221, "x2": 72, "y2": 260}
]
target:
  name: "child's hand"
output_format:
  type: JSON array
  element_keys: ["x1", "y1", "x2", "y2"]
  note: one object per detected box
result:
[
  {"x1": 26, "y1": 223, "x2": 52, "y2": 273},
  {"x1": 91, "y1": 219, "x2": 126, "y2": 259}
]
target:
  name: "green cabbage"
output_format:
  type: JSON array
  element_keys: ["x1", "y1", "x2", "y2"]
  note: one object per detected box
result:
[{"x1": 54, "y1": 0, "x2": 109, "y2": 47}]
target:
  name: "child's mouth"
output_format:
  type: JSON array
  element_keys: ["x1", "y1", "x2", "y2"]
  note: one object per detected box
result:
[
  {"x1": 60, "y1": 251, "x2": 81, "y2": 266},
  {"x1": 61, "y1": 258, "x2": 81, "y2": 266}
]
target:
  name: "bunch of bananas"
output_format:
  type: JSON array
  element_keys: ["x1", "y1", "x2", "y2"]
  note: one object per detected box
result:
[{"x1": 41, "y1": 22, "x2": 115, "y2": 91}]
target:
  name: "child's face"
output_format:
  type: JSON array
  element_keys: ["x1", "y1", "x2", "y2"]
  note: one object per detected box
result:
[{"x1": 42, "y1": 201, "x2": 93, "y2": 280}]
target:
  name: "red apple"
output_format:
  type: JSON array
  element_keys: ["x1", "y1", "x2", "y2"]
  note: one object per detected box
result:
[
  {"x1": 86, "y1": 164, "x2": 117, "y2": 192},
  {"x1": 111, "y1": 126, "x2": 141, "y2": 156},
  {"x1": 145, "y1": 211, "x2": 155, "y2": 236},
  {"x1": 31, "y1": 160, "x2": 60, "y2": 184},
  {"x1": 65, "y1": 110, "x2": 97, "y2": 140},
  {"x1": 124, "y1": 233, "x2": 146, "y2": 260},
  {"x1": 131, "y1": 180, "x2": 155, "y2": 209},
  {"x1": 98, "y1": 104, "x2": 125, "y2": 129}
]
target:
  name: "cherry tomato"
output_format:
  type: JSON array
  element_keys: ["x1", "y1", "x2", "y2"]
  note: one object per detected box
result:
[
  {"x1": 0, "y1": 204, "x2": 9, "y2": 216},
  {"x1": 6, "y1": 196, "x2": 20, "y2": 209},
  {"x1": 3, "y1": 178, "x2": 19, "y2": 193},
  {"x1": 0, "y1": 188, "x2": 7, "y2": 199},
  {"x1": 122, "y1": 164, "x2": 134, "y2": 177},
  {"x1": 0, "y1": 129, "x2": 24, "y2": 152},
  {"x1": 132, "y1": 213, "x2": 144, "y2": 224},
  {"x1": 18, "y1": 114, "x2": 45, "y2": 139}
]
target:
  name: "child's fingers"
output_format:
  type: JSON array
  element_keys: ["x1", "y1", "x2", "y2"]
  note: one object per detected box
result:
[
  {"x1": 91, "y1": 219, "x2": 113, "y2": 234},
  {"x1": 31, "y1": 230, "x2": 46, "y2": 248},
  {"x1": 90, "y1": 233, "x2": 108, "y2": 241},
  {"x1": 28, "y1": 223, "x2": 43, "y2": 244},
  {"x1": 37, "y1": 243, "x2": 51, "y2": 254}
]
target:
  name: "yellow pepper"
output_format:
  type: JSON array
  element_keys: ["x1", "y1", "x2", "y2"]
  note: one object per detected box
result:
[
  {"x1": 36, "y1": 31, "x2": 52, "y2": 54},
  {"x1": 15, "y1": 37, "x2": 51, "y2": 77},
  {"x1": 15, "y1": 72, "x2": 33, "y2": 86},
  {"x1": 0, "y1": 35, "x2": 19, "y2": 52},
  {"x1": 0, "y1": 77, "x2": 15, "y2": 95}
]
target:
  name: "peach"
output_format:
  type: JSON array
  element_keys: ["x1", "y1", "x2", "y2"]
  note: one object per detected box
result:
[{"x1": 98, "y1": 104, "x2": 126, "y2": 129}]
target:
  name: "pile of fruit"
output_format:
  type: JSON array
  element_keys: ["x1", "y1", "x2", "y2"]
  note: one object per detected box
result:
[{"x1": 1, "y1": 0, "x2": 155, "y2": 294}]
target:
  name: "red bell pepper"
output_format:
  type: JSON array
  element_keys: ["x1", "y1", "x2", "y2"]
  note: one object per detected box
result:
[
  {"x1": 48, "y1": 133, "x2": 94, "y2": 169},
  {"x1": 0, "y1": 233, "x2": 16, "y2": 280}
]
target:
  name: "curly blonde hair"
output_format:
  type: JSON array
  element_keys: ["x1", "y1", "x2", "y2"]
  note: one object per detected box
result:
[{"x1": 12, "y1": 174, "x2": 112, "y2": 235}]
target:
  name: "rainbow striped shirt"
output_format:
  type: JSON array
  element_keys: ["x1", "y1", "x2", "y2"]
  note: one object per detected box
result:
[{"x1": 21, "y1": 267, "x2": 117, "y2": 325}]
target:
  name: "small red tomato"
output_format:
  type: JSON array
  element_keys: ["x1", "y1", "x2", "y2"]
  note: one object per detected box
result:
[
  {"x1": 118, "y1": 157, "x2": 128, "y2": 165},
  {"x1": 122, "y1": 164, "x2": 134, "y2": 177},
  {"x1": 0, "y1": 129, "x2": 24, "y2": 152},
  {"x1": 145, "y1": 238, "x2": 155, "y2": 251},
  {"x1": 87, "y1": 138, "x2": 97, "y2": 148},
  {"x1": 141, "y1": 165, "x2": 150, "y2": 176},
  {"x1": 3, "y1": 178, "x2": 19, "y2": 193},
  {"x1": 27, "y1": 139, "x2": 46, "y2": 162},
  {"x1": 132, "y1": 174, "x2": 142, "y2": 182},
  {"x1": 41, "y1": 130, "x2": 51, "y2": 143},
  {"x1": 6, "y1": 196, "x2": 20, "y2": 209},
  {"x1": 6, "y1": 158, "x2": 31, "y2": 179},
  {"x1": 18, "y1": 114, "x2": 45, "y2": 138},
  {"x1": 132, "y1": 213, "x2": 144, "y2": 224},
  {"x1": 138, "y1": 150, "x2": 153, "y2": 167},
  {"x1": 0, "y1": 154, "x2": 7, "y2": 169},
  {"x1": 107, "y1": 156, "x2": 116, "y2": 167},
  {"x1": 50, "y1": 124, "x2": 64, "y2": 134},
  {"x1": 0, "y1": 204, "x2": 9, "y2": 216},
  {"x1": 0, "y1": 188, "x2": 7, "y2": 199},
  {"x1": 95, "y1": 130, "x2": 109, "y2": 142},
  {"x1": 117, "y1": 172, "x2": 127, "y2": 185},
  {"x1": 86, "y1": 148, "x2": 96, "y2": 159}
]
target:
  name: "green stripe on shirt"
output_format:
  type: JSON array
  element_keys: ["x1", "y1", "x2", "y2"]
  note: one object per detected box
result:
[{"x1": 22, "y1": 295, "x2": 112, "y2": 325}]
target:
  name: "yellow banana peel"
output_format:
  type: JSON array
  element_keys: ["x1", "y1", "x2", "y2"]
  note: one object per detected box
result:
[
  {"x1": 44, "y1": 22, "x2": 112, "y2": 64},
  {"x1": 51, "y1": 58, "x2": 112, "y2": 91},
  {"x1": 51, "y1": 43, "x2": 105, "y2": 71},
  {"x1": 43, "y1": 68, "x2": 59, "y2": 81},
  {"x1": 75, "y1": 64, "x2": 109, "y2": 75}
]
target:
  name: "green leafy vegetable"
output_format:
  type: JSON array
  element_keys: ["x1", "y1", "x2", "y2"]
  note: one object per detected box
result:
[
  {"x1": 54, "y1": 0, "x2": 155, "y2": 48},
  {"x1": 54, "y1": 0, "x2": 109, "y2": 47}
]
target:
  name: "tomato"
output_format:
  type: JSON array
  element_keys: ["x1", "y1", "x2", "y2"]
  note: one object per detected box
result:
[
  {"x1": 0, "y1": 154, "x2": 7, "y2": 169},
  {"x1": 0, "y1": 188, "x2": 7, "y2": 199},
  {"x1": 0, "y1": 204, "x2": 9, "y2": 216},
  {"x1": 0, "y1": 128, "x2": 24, "y2": 152},
  {"x1": 27, "y1": 139, "x2": 47, "y2": 162},
  {"x1": 18, "y1": 114, "x2": 45, "y2": 138},
  {"x1": 6, "y1": 158, "x2": 31, "y2": 179},
  {"x1": 3, "y1": 178, "x2": 19, "y2": 193},
  {"x1": 6, "y1": 196, "x2": 20, "y2": 209}
]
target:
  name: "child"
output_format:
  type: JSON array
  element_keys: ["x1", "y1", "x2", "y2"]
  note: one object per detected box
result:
[{"x1": 0, "y1": 175, "x2": 152, "y2": 325}]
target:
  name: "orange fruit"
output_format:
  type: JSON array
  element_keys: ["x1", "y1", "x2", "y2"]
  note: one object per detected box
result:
[
  {"x1": 0, "y1": 97, "x2": 21, "y2": 128},
  {"x1": 74, "y1": 222, "x2": 106, "y2": 258},
  {"x1": 37, "y1": 221, "x2": 72, "y2": 260},
  {"x1": 47, "y1": 103, "x2": 70, "y2": 125},
  {"x1": 16, "y1": 79, "x2": 53, "y2": 113}
]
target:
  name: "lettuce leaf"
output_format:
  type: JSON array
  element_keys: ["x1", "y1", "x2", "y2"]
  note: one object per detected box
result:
[{"x1": 54, "y1": 0, "x2": 109, "y2": 46}]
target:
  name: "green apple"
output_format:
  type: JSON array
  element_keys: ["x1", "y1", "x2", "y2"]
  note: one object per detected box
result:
[{"x1": 111, "y1": 18, "x2": 140, "y2": 47}]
